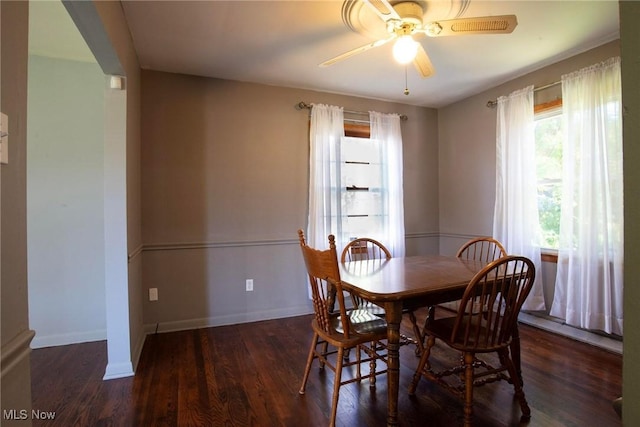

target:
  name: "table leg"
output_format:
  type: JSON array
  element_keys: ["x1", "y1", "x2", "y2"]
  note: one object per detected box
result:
[{"x1": 385, "y1": 301, "x2": 402, "y2": 426}]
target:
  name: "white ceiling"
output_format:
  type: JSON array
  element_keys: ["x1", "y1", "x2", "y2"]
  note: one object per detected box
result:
[{"x1": 33, "y1": 1, "x2": 620, "y2": 109}]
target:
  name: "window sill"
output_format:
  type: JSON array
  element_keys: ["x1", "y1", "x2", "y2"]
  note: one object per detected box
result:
[{"x1": 541, "y1": 249, "x2": 558, "y2": 263}]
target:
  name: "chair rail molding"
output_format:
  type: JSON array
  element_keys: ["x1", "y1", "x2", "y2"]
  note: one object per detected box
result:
[
  {"x1": 406, "y1": 231, "x2": 439, "y2": 239},
  {"x1": 141, "y1": 233, "x2": 438, "y2": 253},
  {"x1": 142, "y1": 238, "x2": 299, "y2": 252},
  {"x1": 128, "y1": 243, "x2": 143, "y2": 262}
]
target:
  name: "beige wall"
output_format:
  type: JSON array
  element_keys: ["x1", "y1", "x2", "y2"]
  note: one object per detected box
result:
[
  {"x1": 1, "y1": 1, "x2": 35, "y2": 424},
  {"x1": 140, "y1": 71, "x2": 439, "y2": 330},
  {"x1": 1, "y1": 0, "x2": 637, "y2": 424},
  {"x1": 621, "y1": 1, "x2": 640, "y2": 423}
]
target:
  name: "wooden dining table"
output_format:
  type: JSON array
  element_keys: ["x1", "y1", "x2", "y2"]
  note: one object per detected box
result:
[{"x1": 338, "y1": 254, "x2": 495, "y2": 426}]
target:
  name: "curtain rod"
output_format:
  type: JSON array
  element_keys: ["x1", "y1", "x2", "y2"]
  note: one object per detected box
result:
[
  {"x1": 485, "y1": 80, "x2": 561, "y2": 108},
  {"x1": 296, "y1": 101, "x2": 408, "y2": 121}
]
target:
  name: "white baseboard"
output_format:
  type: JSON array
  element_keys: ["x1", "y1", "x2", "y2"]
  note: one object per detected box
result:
[
  {"x1": 144, "y1": 305, "x2": 313, "y2": 335},
  {"x1": 30, "y1": 329, "x2": 107, "y2": 349},
  {"x1": 103, "y1": 361, "x2": 134, "y2": 380}
]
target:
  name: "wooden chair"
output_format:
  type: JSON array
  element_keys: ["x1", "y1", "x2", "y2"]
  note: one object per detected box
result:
[
  {"x1": 408, "y1": 255, "x2": 535, "y2": 427},
  {"x1": 341, "y1": 237, "x2": 392, "y2": 263},
  {"x1": 297, "y1": 230, "x2": 388, "y2": 427},
  {"x1": 423, "y1": 237, "x2": 508, "y2": 342},
  {"x1": 456, "y1": 236, "x2": 508, "y2": 263},
  {"x1": 341, "y1": 238, "x2": 424, "y2": 355},
  {"x1": 340, "y1": 238, "x2": 391, "y2": 316},
  {"x1": 449, "y1": 237, "x2": 508, "y2": 313}
]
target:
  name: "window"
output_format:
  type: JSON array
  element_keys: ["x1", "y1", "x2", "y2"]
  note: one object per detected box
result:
[
  {"x1": 340, "y1": 135, "x2": 385, "y2": 244},
  {"x1": 307, "y1": 105, "x2": 405, "y2": 257},
  {"x1": 534, "y1": 102, "x2": 563, "y2": 249},
  {"x1": 534, "y1": 95, "x2": 621, "y2": 254}
]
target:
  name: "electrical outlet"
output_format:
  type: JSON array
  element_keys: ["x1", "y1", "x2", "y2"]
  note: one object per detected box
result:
[
  {"x1": 149, "y1": 288, "x2": 158, "y2": 301},
  {"x1": 246, "y1": 279, "x2": 254, "y2": 292}
]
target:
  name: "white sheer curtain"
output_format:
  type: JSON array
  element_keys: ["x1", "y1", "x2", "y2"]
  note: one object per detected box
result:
[
  {"x1": 370, "y1": 111, "x2": 406, "y2": 257},
  {"x1": 307, "y1": 104, "x2": 344, "y2": 250},
  {"x1": 493, "y1": 86, "x2": 546, "y2": 311},
  {"x1": 306, "y1": 106, "x2": 405, "y2": 257},
  {"x1": 550, "y1": 57, "x2": 623, "y2": 335}
]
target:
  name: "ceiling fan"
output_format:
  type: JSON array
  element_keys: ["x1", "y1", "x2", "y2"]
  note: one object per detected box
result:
[{"x1": 320, "y1": 0, "x2": 517, "y2": 78}]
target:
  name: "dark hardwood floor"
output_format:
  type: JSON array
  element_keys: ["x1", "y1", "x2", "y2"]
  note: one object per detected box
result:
[{"x1": 30, "y1": 310, "x2": 622, "y2": 426}]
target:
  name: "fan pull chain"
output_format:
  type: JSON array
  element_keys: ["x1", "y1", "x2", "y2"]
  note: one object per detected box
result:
[{"x1": 403, "y1": 66, "x2": 410, "y2": 96}]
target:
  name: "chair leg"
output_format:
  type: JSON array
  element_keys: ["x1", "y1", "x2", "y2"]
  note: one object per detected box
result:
[
  {"x1": 417, "y1": 306, "x2": 436, "y2": 351},
  {"x1": 320, "y1": 340, "x2": 329, "y2": 369},
  {"x1": 500, "y1": 348, "x2": 531, "y2": 419},
  {"x1": 329, "y1": 347, "x2": 345, "y2": 427},
  {"x1": 355, "y1": 345, "x2": 362, "y2": 381},
  {"x1": 463, "y1": 352, "x2": 475, "y2": 427},
  {"x1": 408, "y1": 310, "x2": 424, "y2": 356},
  {"x1": 510, "y1": 325, "x2": 524, "y2": 386},
  {"x1": 408, "y1": 334, "x2": 435, "y2": 395},
  {"x1": 299, "y1": 333, "x2": 319, "y2": 395},
  {"x1": 368, "y1": 341, "x2": 377, "y2": 389},
  {"x1": 426, "y1": 306, "x2": 436, "y2": 328}
]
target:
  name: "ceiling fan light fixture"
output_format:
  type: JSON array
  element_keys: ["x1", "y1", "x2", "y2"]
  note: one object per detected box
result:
[{"x1": 392, "y1": 36, "x2": 418, "y2": 64}]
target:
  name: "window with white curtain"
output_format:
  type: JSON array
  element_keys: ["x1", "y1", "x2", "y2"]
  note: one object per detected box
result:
[
  {"x1": 493, "y1": 86, "x2": 546, "y2": 311},
  {"x1": 535, "y1": 96, "x2": 623, "y2": 256},
  {"x1": 497, "y1": 58, "x2": 623, "y2": 335},
  {"x1": 307, "y1": 104, "x2": 405, "y2": 257},
  {"x1": 550, "y1": 57, "x2": 623, "y2": 336}
]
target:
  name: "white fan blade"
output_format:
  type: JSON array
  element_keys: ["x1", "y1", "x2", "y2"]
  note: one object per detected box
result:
[
  {"x1": 413, "y1": 44, "x2": 435, "y2": 78},
  {"x1": 423, "y1": 15, "x2": 518, "y2": 37},
  {"x1": 320, "y1": 35, "x2": 396, "y2": 67},
  {"x1": 362, "y1": 0, "x2": 401, "y2": 22}
]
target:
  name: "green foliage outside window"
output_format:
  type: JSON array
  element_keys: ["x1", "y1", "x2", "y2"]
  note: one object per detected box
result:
[{"x1": 535, "y1": 112, "x2": 563, "y2": 249}]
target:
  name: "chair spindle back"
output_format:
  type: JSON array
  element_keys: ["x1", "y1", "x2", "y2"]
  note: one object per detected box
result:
[
  {"x1": 298, "y1": 230, "x2": 351, "y2": 337},
  {"x1": 456, "y1": 236, "x2": 508, "y2": 264},
  {"x1": 341, "y1": 237, "x2": 392, "y2": 263},
  {"x1": 451, "y1": 255, "x2": 535, "y2": 351}
]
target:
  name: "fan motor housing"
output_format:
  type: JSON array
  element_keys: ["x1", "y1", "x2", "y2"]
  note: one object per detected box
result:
[{"x1": 393, "y1": 2, "x2": 424, "y2": 25}]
